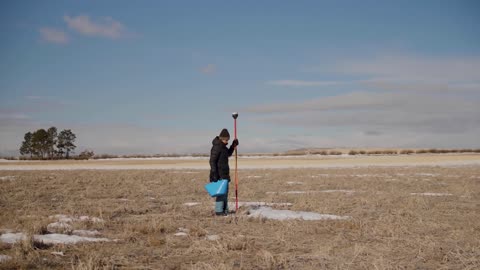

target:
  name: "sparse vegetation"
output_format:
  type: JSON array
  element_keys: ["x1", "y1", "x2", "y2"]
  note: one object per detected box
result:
[{"x1": 0, "y1": 166, "x2": 479, "y2": 269}]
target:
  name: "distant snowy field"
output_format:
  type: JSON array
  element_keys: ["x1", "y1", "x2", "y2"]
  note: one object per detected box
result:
[{"x1": 1, "y1": 154, "x2": 480, "y2": 170}]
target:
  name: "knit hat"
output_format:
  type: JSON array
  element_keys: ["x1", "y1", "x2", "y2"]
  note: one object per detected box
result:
[{"x1": 219, "y1": 128, "x2": 230, "y2": 140}]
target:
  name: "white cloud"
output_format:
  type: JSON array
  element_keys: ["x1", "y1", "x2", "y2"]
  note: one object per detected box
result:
[
  {"x1": 362, "y1": 80, "x2": 480, "y2": 92},
  {"x1": 0, "y1": 112, "x2": 29, "y2": 120},
  {"x1": 200, "y1": 64, "x2": 216, "y2": 74},
  {"x1": 331, "y1": 54, "x2": 480, "y2": 83},
  {"x1": 265, "y1": 80, "x2": 343, "y2": 87},
  {"x1": 39, "y1": 27, "x2": 69, "y2": 44},
  {"x1": 245, "y1": 53, "x2": 480, "y2": 149},
  {"x1": 249, "y1": 90, "x2": 479, "y2": 125},
  {"x1": 64, "y1": 15, "x2": 127, "y2": 39}
]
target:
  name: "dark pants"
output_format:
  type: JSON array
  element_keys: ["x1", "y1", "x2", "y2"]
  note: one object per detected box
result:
[{"x1": 215, "y1": 183, "x2": 229, "y2": 213}]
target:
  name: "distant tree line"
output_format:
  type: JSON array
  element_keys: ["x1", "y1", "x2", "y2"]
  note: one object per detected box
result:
[{"x1": 19, "y1": 127, "x2": 76, "y2": 159}]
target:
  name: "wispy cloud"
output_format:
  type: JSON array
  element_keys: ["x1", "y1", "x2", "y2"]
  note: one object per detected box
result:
[
  {"x1": 247, "y1": 90, "x2": 480, "y2": 134},
  {"x1": 247, "y1": 91, "x2": 400, "y2": 113},
  {"x1": 64, "y1": 15, "x2": 128, "y2": 39},
  {"x1": 330, "y1": 54, "x2": 480, "y2": 83},
  {"x1": 199, "y1": 64, "x2": 216, "y2": 74},
  {"x1": 266, "y1": 80, "x2": 343, "y2": 87},
  {"x1": 0, "y1": 110, "x2": 30, "y2": 120},
  {"x1": 39, "y1": 27, "x2": 69, "y2": 44}
]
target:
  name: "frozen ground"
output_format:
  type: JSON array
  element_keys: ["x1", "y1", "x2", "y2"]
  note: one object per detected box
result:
[
  {"x1": 0, "y1": 232, "x2": 111, "y2": 245},
  {"x1": 0, "y1": 167, "x2": 478, "y2": 269},
  {"x1": 247, "y1": 206, "x2": 351, "y2": 221}
]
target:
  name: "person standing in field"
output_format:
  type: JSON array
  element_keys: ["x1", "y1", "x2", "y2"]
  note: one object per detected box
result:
[{"x1": 209, "y1": 128, "x2": 239, "y2": 216}]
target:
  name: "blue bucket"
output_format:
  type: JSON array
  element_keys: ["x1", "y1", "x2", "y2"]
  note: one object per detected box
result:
[{"x1": 205, "y1": 180, "x2": 229, "y2": 197}]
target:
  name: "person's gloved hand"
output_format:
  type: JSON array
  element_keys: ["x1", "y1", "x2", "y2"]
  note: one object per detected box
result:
[{"x1": 231, "y1": 138, "x2": 239, "y2": 148}]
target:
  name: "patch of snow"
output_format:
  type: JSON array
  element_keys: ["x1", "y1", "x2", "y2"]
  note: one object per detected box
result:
[
  {"x1": 247, "y1": 175, "x2": 262, "y2": 179},
  {"x1": 415, "y1": 173, "x2": 438, "y2": 177},
  {"x1": 3, "y1": 158, "x2": 480, "y2": 170},
  {"x1": 50, "y1": 215, "x2": 74, "y2": 223},
  {"x1": 248, "y1": 206, "x2": 351, "y2": 221},
  {"x1": 118, "y1": 198, "x2": 129, "y2": 201},
  {"x1": 286, "y1": 181, "x2": 304, "y2": 185},
  {"x1": 0, "y1": 254, "x2": 12, "y2": 263},
  {"x1": 0, "y1": 233, "x2": 26, "y2": 244},
  {"x1": 267, "y1": 191, "x2": 314, "y2": 194},
  {"x1": 72, "y1": 230, "x2": 101, "y2": 237},
  {"x1": 410, "y1": 192, "x2": 453, "y2": 196},
  {"x1": 51, "y1": 251, "x2": 65, "y2": 256},
  {"x1": 183, "y1": 202, "x2": 200, "y2": 206},
  {"x1": 147, "y1": 197, "x2": 156, "y2": 200},
  {"x1": 34, "y1": 234, "x2": 110, "y2": 245},
  {"x1": 1, "y1": 232, "x2": 110, "y2": 245},
  {"x1": 177, "y1": 227, "x2": 189, "y2": 233},
  {"x1": 0, "y1": 176, "x2": 15, "y2": 180},
  {"x1": 321, "y1": 189, "x2": 355, "y2": 194},
  {"x1": 284, "y1": 191, "x2": 308, "y2": 194},
  {"x1": 47, "y1": 222, "x2": 72, "y2": 233},
  {"x1": 174, "y1": 232, "x2": 188, "y2": 237},
  {"x1": 206, "y1": 235, "x2": 220, "y2": 241},
  {"x1": 235, "y1": 201, "x2": 292, "y2": 207},
  {"x1": 50, "y1": 215, "x2": 104, "y2": 224}
]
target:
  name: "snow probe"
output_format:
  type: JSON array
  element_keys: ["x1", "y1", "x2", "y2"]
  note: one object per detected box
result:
[{"x1": 232, "y1": 112, "x2": 239, "y2": 211}]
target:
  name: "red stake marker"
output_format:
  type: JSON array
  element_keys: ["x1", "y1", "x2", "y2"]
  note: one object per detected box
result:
[{"x1": 232, "y1": 112, "x2": 239, "y2": 211}]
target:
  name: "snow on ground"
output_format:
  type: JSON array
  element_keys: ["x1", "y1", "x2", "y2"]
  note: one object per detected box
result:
[
  {"x1": 248, "y1": 206, "x2": 351, "y2": 221},
  {"x1": 415, "y1": 173, "x2": 439, "y2": 177},
  {"x1": 2, "y1": 155, "x2": 480, "y2": 170},
  {"x1": 410, "y1": 192, "x2": 453, "y2": 196},
  {"x1": 47, "y1": 215, "x2": 105, "y2": 234},
  {"x1": 0, "y1": 176, "x2": 15, "y2": 181},
  {"x1": 206, "y1": 235, "x2": 220, "y2": 241},
  {"x1": 35, "y1": 234, "x2": 110, "y2": 245},
  {"x1": 286, "y1": 181, "x2": 304, "y2": 185},
  {"x1": 235, "y1": 201, "x2": 293, "y2": 207},
  {"x1": 0, "y1": 233, "x2": 25, "y2": 244},
  {"x1": 51, "y1": 251, "x2": 65, "y2": 256},
  {"x1": 72, "y1": 230, "x2": 102, "y2": 237},
  {"x1": 174, "y1": 228, "x2": 189, "y2": 237},
  {"x1": 0, "y1": 254, "x2": 12, "y2": 263},
  {"x1": 266, "y1": 191, "x2": 311, "y2": 194},
  {"x1": 247, "y1": 175, "x2": 262, "y2": 178},
  {"x1": 0, "y1": 232, "x2": 110, "y2": 245},
  {"x1": 49, "y1": 214, "x2": 104, "y2": 223},
  {"x1": 47, "y1": 222, "x2": 72, "y2": 233},
  {"x1": 351, "y1": 174, "x2": 386, "y2": 178},
  {"x1": 183, "y1": 202, "x2": 201, "y2": 206},
  {"x1": 321, "y1": 189, "x2": 356, "y2": 194},
  {"x1": 267, "y1": 190, "x2": 355, "y2": 195}
]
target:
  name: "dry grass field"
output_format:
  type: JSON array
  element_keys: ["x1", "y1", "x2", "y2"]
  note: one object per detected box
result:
[{"x1": 1, "y1": 157, "x2": 479, "y2": 269}]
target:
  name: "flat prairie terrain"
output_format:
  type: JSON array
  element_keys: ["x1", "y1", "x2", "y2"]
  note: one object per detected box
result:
[
  {"x1": 1, "y1": 153, "x2": 480, "y2": 170},
  {"x1": 1, "y1": 155, "x2": 479, "y2": 269}
]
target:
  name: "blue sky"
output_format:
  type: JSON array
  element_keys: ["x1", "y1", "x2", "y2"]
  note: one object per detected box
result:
[{"x1": 1, "y1": 0, "x2": 479, "y2": 155}]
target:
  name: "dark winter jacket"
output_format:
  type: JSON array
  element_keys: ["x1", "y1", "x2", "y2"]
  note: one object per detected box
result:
[{"x1": 209, "y1": 136, "x2": 235, "y2": 182}]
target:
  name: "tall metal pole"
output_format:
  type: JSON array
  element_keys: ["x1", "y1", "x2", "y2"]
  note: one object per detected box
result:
[{"x1": 232, "y1": 112, "x2": 239, "y2": 212}]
